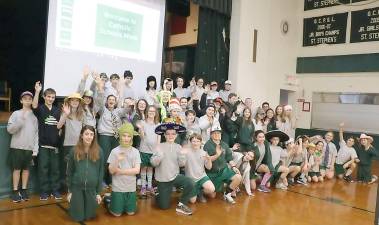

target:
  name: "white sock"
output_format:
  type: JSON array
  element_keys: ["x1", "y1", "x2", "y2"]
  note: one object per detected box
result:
[
  {"x1": 140, "y1": 169, "x2": 147, "y2": 188},
  {"x1": 147, "y1": 169, "x2": 153, "y2": 189}
]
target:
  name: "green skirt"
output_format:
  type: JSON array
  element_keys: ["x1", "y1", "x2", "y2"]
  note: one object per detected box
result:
[{"x1": 69, "y1": 188, "x2": 98, "y2": 222}]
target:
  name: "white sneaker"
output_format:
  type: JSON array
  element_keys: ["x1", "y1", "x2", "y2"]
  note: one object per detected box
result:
[
  {"x1": 275, "y1": 183, "x2": 288, "y2": 190},
  {"x1": 223, "y1": 192, "x2": 236, "y2": 204}
]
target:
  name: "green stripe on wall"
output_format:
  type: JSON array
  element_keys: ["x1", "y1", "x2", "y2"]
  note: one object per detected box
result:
[{"x1": 297, "y1": 53, "x2": 379, "y2": 73}]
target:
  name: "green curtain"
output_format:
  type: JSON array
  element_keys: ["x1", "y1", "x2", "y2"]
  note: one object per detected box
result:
[
  {"x1": 192, "y1": 0, "x2": 232, "y2": 16},
  {"x1": 194, "y1": 7, "x2": 230, "y2": 84}
]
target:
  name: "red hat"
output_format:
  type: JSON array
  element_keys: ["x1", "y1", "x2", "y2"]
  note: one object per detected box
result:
[{"x1": 168, "y1": 98, "x2": 181, "y2": 111}]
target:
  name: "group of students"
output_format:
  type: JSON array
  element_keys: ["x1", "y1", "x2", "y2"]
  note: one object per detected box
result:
[{"x1": 6, "y1": 69, "x2": 378, "y2": 221}]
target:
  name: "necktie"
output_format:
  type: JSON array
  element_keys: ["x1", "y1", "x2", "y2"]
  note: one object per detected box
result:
[{"x1": 323, "y1": 143, "x2": 330, "y2": 167}]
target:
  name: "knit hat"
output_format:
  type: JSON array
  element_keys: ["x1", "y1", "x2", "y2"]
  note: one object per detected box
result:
[
  {"x1": 168, "y1": 98, "x2": 181, "y2": 111},
  {"x1": 118, "y1": 123, "x2": 139, "y2": 148}
]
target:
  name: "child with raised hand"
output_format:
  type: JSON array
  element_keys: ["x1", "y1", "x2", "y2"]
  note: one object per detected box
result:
[
  {"x1": 66, "y1": 125, "x2": 103, "y2": 222},
  {"x1": 307, "y1": 141, "x2": 324, "y2": 183},
  {"x1": 107, "y1": 123, "x2": 141, "y2": 216},
  {"x1": 184, "y1": 134, "x2": 215, "y2": 203},
  {"x1": 336, "y1": 123, "x2": 359, "y2": 182},
  {"x1": 355, "y1": 133, "x2": 378, "y2": 184},
  {"x1": 57, "y1": 93, "x2": 85, "y2": 191},
  {"x1": 7, "y1": 91, "x2": 38, "y2": 202},
  {"x1": 136, "y1": 105, "x2": 161, "y2": 197},
  {"x1": 32, "y1": 81, "x2": 62, "y2": 201}
]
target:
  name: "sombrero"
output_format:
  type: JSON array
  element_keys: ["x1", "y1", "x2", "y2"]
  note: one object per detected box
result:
[
  {"x1": 155, "y1": 117, "x2": 186, "y2": 135},
  {"x1": 265, "y1": 130, "x2": 290, "y2": 143}
]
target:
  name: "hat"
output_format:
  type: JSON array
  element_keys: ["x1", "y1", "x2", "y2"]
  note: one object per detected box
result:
[
  {"x1": 168, "y1": 98, "x2": 181, "y2": 111},
  {"x1": 118, "y1": 123, "x2": 139, "y2": 137},
  {"x1": 110, "y1": 74, "x2": 120, "y2": 80},
  {"x1": 20, "y1": 91, "x2": 33, "y2": 98},
  {"x1": 213, "y1": 97, "x2": 223, "y2": 105},
  {"x1": 265, "y1": 130, "x2": 290, "y2": 143},
  {"x1": 155, "y1": 117, "x2": 186, "y2": 135},
  {"x1": 83, "y1": 90, "x2": 94, "y2": 98},
  {"x1": 210, "y1": 81, "x2": 218, "y2": 86},
  {"x1": 307, "y1": 143, "x2": 316, "y2": 149},
  {"x1": 64, "y1": 93, "x2": 84, "y2": 103},
  {"x1": 124, "y1": 70, "x2": 133, "y2": 78},
  {"x1": 225, "y1": 80, "x2": 232, "y2": 85},
  {"x1": 210, "y1": 124, "x2": 222, "y2": 133},
  {"x1": 284, "y1": 105, "x2": 293, "y2": 111},
  {"x1": 359, "y1": 133, "x2": 373, "y2": 144}
]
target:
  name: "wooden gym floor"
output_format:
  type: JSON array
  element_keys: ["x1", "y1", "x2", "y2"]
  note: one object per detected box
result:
[{"x1": 0, "y1": 162, "x2": 377, "y2": 225}]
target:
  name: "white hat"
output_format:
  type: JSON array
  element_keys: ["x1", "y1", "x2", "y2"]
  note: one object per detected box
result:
[
  {"x1": 210, "y1": 124, "x2": 222, "y2": 133},
  {"x1": 225, "y1": 80, "x2": 232, "y2": 85}
]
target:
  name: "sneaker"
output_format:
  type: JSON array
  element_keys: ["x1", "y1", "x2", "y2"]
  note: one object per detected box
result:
[
  {"x1": 288, "y1": 178, "x2": 295, "y2": 186},
  {"x1": 102, "y1": 182, "x2": 109, "y2": 189},
  {"x1": 176, "y1": 202, "x2": 193, "y2": 215},
  {"x1": 52, "y1": 191, "x2": 62, "y2": 200},
  {"x1": 296, "y1": 178, "x2": 308, "y2": 186},
  {"x1": 103, "y1": 193, "x2": 111, "y2": 210},
  {"x1": 197, "y1": 193, "x2": 207, "y2": 203},
  {"x1": 343, "y1": 175, "x2": 354, "y2": 183},
  {"x1": 11, "y1": 191, "x2": 22, "y2": 203},
  {"x1": 40, "y1": 193, "x2": 49, "y2": 201},
  {"x1": 223, "y1": 192, "x2": 236, "y2": 204},
  {"x1": 275, "y1": 183, "x2": 288, "y2": 190},
  {"x1": 257, "y1": 185, "x2": 271, "y2": 193},
  {"x1": 139, "y1": 187, "x2": 147, "y2": 199},
  {"x1": 147, "y1": 187, "x2": 156, "y2": 195},
  {"x1": 20, "y1": 189, "x2": 29, "y2": 201}
]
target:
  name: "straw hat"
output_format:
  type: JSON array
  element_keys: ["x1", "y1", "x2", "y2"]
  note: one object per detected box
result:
[{"x1": 359, "y1": 133, "x2": 373, "y2": 144}]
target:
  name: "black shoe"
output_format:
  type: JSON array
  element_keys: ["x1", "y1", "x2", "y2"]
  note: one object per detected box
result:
[
  {"x1": 343, "y1": 175, "x2": 354, "y2": 183},
  {"x1": 176, "y1": 203, "x2": 193, "y2": 215},
  {"x1": 52, "y1": 191, "x2": 62, "y2": 200},
  {"x1": 11, "y1": 191, "x2": 22, "y2": 203},
  {"x1": 20, "y1": 189, "x2": 29, "y2": 201},
  {"x1": 40, "y1": 192, "x2": 49, "y2": 201}
]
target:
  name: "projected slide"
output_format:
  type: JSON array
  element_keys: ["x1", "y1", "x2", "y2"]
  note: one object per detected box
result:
[{"x1": 44, "y1": 0, "x2": 165, "y2": 96}]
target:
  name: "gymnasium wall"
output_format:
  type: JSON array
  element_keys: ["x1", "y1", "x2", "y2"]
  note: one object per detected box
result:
[{"x1": 229, "y1": 0, "x2": 379, "y2": 133}]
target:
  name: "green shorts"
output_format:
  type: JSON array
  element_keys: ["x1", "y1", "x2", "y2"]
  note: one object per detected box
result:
[
  {"x1": 9, "y1": 148, "x2": 32, "y2": 170},
  {"x1": 309, "y1": 172, "x2": 321, "y2": 177},
  {"x1": 140, "y1": 152, "x2": 153, "y2": 167},
  {"x1": 334, "y1": 164, "x2": 345, "y2": 176},
  {"x1": 110, "y1": 192, "x2": 137, "y2": 214},
  {"x1": 191, "y1": 176, "x2": 210, "y2": 196},
  {"x1": 207, "y1": 167, "x2": 235, "y2": 192}
]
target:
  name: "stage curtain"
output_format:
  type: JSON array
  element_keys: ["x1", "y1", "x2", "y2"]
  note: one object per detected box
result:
[
  {"x1": 193, "y1": 7, "x2": 230, "y2": 84},
  {"x1": 192, "y1": 0, "x2": 232, "y2": 16}
]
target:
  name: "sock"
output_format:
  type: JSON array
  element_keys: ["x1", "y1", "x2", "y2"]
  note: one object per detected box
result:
[
  {"x1": 140, "y1": 169, "x2": 147, "y2": 188},
  {"x1": 260, "y1": 173, "x2": 272, "y2": 186},
  {"x1": 345, "y1": 169, "x2": 353, "y2": 176},
  {"x1": 147, "y1": 169, "x2": 153, "y2": 189}
]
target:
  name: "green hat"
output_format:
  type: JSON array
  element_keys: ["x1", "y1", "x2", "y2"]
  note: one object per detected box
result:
[
  {"x1": 118, "y1": 123, "x2": 139, "y2": 148},
  {"x1": 118, "y1": 123, "x2": 139, "y2": 137}
]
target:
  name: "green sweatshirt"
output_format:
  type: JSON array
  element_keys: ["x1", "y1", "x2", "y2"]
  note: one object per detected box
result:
[
  {"x1": 252, "y1": 140, "x2": 274, "y2": 172},
  {"x1": 67, "y1": 149, "x2": 104, "y2": 193},
  {"x1": 204, "y1": 139, "x2": 233, "y2": 173}
]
